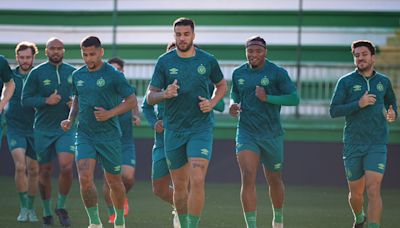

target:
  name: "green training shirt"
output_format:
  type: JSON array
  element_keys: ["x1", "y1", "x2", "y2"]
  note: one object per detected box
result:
[
  {"x1": 72, "y1": 62, "x2": 135, "y2": 141},
  {"x1": 150, "y1": 48, "x2": 224, "y2": 131},
  {"x1": 330, "y1": 70, "x2": 398, "y2": 144},
  {"x1": 231, "y1": 59, "x2": 298, "y2": 139},
  {"x1": 22, "y1": 61, "x2": 75, "y2": 133},
  {"x1": 5, "y1": 67, "x2": 35, "y2": 135}
]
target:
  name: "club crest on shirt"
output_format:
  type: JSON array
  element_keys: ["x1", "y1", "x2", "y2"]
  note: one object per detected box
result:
[
  {"x1": 43, "y1": 79, "x2": 51, "y2": 86},
  {"x1": 377, "y1": 82, "x2": 384, "y2": 92},
  {"x1": 169, "y1": 68, "x2": 179, "y2": 75},
  {"x1": 67, "y1": 75, "x2": 73, "y2": 84},
  {"x1": 96, "y1": 77, "x2": 105, "y2": 87},
  {"x1": 238, "y1": 78, "x2": 245, "y2": 85},
  {"x1": 261, "y1": 76, "x2": 269, "y2": 86},
  {"x1": 353, "y1": 85, "x2": 362, "y2": 92},
  {"x1": 197, "y1": 64, "x2": 206, "y2": 75}
]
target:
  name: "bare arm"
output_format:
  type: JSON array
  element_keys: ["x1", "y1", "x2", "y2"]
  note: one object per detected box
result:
[
  {"x1": 94, "y1": 93, "x2": 137, "y2": 121},
  {"x1": 0, "y1": 79, "x2": 15, "y2": 113},
  {"x1": 61, "y1": 95, "x2": 79, "y2": 131},
  {"x1": 146, "y1": 79, "x2": 179, "y2": 105}
]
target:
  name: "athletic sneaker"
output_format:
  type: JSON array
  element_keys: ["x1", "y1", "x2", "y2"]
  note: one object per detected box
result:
[
  {"x1": 42, "y1": 215, "x2": 54, "y2": 228},
  {"x1": 88, "y1": 224, "x2": 103, "y2": 228},
  {"x1": 172, "y1": 209, "x2": 181, "y2": 228},
  {"x1": 124, "y1": 198, "x2": 129, "y2": 217},
  {"x1": 353, "y1": 217, "x2": 366, "y2": 228},
  {"x1": 28, "y1": 209, "x2": 39, "y2": 222},
  {"x1": 55, "y1": 208, "x2": 71, "y2": 227},
  {"x1": 108, "y1": 214, "x2": 116, "y2": 224},
  {"x1": 17, "y1": 208, "x2": 29, "y2": 222},
  {"x1": 272, "y1": 222, "x2": 284, "y2": 228}
]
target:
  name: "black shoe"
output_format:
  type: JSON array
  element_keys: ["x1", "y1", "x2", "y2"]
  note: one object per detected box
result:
[
  {"x1": 353, "y1": 217, "x2": 366, "y2": 228},
  {"x1": 55, "y1": 208, "x2": 71, "y2": 227},
  {"x1": 42, "y1": 215, "x2": 54, "y2": 228}
]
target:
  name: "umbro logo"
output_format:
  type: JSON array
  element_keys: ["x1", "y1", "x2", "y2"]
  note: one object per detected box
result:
[
  {"x1": 169, "y1": 68, "x2": 179, "y2": 75},
  {"x1": 43, "y1": 79, "x2": 51, "y2": 86},
  {"x1": 77, "y1": 80, "x2": 84, "y2": 87}
]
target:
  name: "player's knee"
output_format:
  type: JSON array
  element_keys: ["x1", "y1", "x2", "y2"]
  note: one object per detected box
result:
[
  {"x1": 28, "y1": 166, "x2": 39, "y2": 177},
  {"x1": 59, "y1": 162, "x2": 73, "y2": 174},
  {"x1": 152, "y1": 184, "x2": 167, "y2": 198},
  {"x1": 122, "y1": 174, "x2": 135, "y2": 189},
  {"x1": 267, "y1": 173, "x2": 283, "y2": 186},
  {"x1": 190, "y1": 174, "x2": 205, "y2": 189},
  {"x1": 366, "y1": 183, "x2": 381, "y2": 199},
  {"x1": 15, "y1": 162, "x2": 27, "y2": 174}
]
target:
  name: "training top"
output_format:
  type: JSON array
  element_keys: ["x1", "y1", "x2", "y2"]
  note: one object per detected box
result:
[
  {"x1": 231, "y1": 60, "x2": 297, "y2": 139},
  {"x1": 22, "y1": 61, "x2": 75, "y2": 133},
  {"x1": 5, "y1": 67, "x2": 35, "y2": 135},
  {"x1": 150, "y1": 48, "x2": 224, "y2": 131},
  {"x1": 142, "y1": 99, "x2": 165, "y2": 161},
  {"x1": 330, "y1": 70, "x2": 398, "y2": 144},
  {"x1": 72, "y1": 62, "x2": 135, "y2": 141}
]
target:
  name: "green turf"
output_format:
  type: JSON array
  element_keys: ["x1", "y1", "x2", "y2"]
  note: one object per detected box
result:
[{"x1": 0, "y1": 176, "x2": 399, "y2": 227}]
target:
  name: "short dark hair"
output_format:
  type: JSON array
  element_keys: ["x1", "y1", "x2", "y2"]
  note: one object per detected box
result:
[
  {"x1": 173, "y1": 17, "x2": 195, "y2": 31},
  {"x1": 15, "y1": 41, "x2": 38, "y2": 56},
  {"x1": 351, "y1": 40, "x2": 376, "y2": 55},
  {"x1": 246, "y1": 36, "x2": 267, "y2": 49},
  {"x1": 81, "y1": 36, "x2": 102, "y2": 48},
  {"x1": 108, "y1": 57, "x2": 124, "y2": 69}
]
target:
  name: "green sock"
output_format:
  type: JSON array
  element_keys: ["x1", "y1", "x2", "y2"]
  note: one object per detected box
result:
[
  {"x1": 244, "y1": 211, "x2": 257, "y2": 228},
  {"x1": 18, "y1": 192, "x2": 28, "y2": 209},
  {"x1": 354, "y1": 209, "x2": 365, "y2": 224},
  {"x1": 107, "y1": 205, "x2": 115, "y2": 216},
  {"x1": 56, "y1": 193, "x2": 67, "y2": 209},
  {"x1": 178, "y1": 214, "x2": 188, "y2": 227},
  {"x1": 273, "y1": 208, "x2": 283, "y2": 223},
  {"x1": 85, "y1": 206, "x2": 101, "y2": 225},
  {"x1": 114, "y1": 208, "x2": 125, "y2": 226},
  {"x1": 368, "y1": 223, "x2": 380, "y2": 228},
  {"x1": 42, "y1": 199, "x2": 52, "y2": 217},
  {"x1": 187, "y1": 214, "x2": 200, "y2": 228},
  {"x1": 27, "y1": 195, "x2": 35, "y2": 210}
]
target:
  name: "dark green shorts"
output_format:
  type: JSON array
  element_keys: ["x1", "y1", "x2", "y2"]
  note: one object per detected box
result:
[
  {"x1": 343, "y1": 144, "x2": 387, "y2": 181},
  {"x1": 164, "y1": 128, "x2": 213, "y2": 170},
  {"x1": 7, "y1": 130, "x2": 36, "y2": 160},
  {"x1": 236, "y1": 134, "x2": 284, "y2": 172},
  {"x1": 152, "y1": 158, "x2": 170, "y2": 180},
  {"x1": 34, "y1": 130, "x2": 75, "y2": 164},
  {"x1": 76, "y1": 132, "x2": 122, "y2": 174}
]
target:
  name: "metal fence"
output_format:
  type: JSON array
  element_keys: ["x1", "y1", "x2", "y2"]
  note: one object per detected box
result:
[
  {"x1": 17, "y1": 59, "x2": 400, "y2": 117},
  {"x1": 115, "y1": 60, "x2": 399, "y2": 117}
]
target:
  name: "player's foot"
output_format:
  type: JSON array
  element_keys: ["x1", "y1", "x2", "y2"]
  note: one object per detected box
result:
[
  {"x1": 272, "y1": 222, "x2": 284, "y2": 228},
  {"x1": 353, "y1": 216, "x2": 366, "y2": 228},
  {"x1": 114, "y1": 224, "x2": 125, "y2": 228},
  {"x1": 28, "y1": 209, "x2": 39, "y2": 222},
  {"x1": 42, "y1": 215, "x2": 54, "y2": 228},
  {"x1": 108, "y1": 214, "x2": 116, "y2": 224},
  {"x1": 55, "y1": 208, "x2": 71, "y2": 227},
  {"x1": 124, "y1": 198, "x2": 129, "y2": 217},
  {"x1": 17, "y1": 208, "x2": 29, "y2": 222},
  {"x1": 172, "y1": 209, "x2": 181, "y2": 228},
  {"x1": 88, "y1": 224, "x2": 103, "y2": 228}
]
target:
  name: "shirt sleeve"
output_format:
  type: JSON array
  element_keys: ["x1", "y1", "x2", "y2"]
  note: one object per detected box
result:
[
  {"x1": 0, "y1": 57, "x2": 12, "y2": 83},
  {"x1": 230, "y1": 72, "x2": 241, "y2": 103},
  {"x1": 141, "y1": 98, "x2": 158, "y2": 127},
  {"x1": 209, "y1": 57, "x2": 224, "y2": 84},
  {"x1": 115, "y1": 71, "x2": 135, "y2": 98},
  {"x1": 329, "y1": 78, "x2": 360, "y2": 118},
  {"x1": 384, "y1": 78, "x2": 398, "y2": 118},
  {"x1": 21, "y1": 69, "x2": 47, "y2": 108},
  {"x1": 149, "y1": 58, "x2": 166, "y2": 90}
]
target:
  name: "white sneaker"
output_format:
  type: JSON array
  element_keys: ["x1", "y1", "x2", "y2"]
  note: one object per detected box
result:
[
  {"x1": 172, "y1": 209, "x2": 181, "y2": 228},
  {"x1": 17, "y1": 208, "x2": 29, "y2": 222},
  {"x1": 272, "y1": 222, "x2": 284, "y2": 228},
  {"x1": 28, "y1": 209, "x2": 39, "y2": 222},
  {"x1": 114, "y1": 224, "x2": 125, "y2": 228},
  {"x1": 88, "y1": 224, "x2": 103, "y2": 228}
]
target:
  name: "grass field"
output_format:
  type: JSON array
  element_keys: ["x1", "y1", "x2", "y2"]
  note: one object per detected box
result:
[{"x1": 0, "y1": 176, "x2": 399, "y2": 228}]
